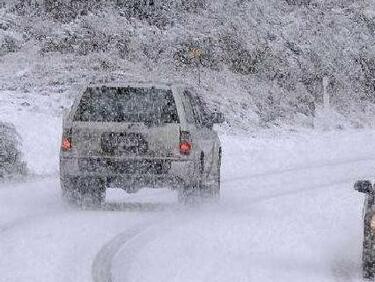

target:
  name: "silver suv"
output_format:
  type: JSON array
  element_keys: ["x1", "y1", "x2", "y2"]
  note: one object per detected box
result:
[{"x1": 60, "y1": 82, "x2": 224, "y2": 205}]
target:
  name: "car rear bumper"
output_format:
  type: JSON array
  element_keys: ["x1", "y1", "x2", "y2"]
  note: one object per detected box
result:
[{"x1": 60, "y1": 156, "x2": 198, "y2": 188}]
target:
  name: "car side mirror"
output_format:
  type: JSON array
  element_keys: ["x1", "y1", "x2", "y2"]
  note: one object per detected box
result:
[
  {"x1": 211, "y1": 112, "x2": 225, "y2": 124},
  {"x1": 354, "y1": 180, "x2": 373, "y2": 194}
]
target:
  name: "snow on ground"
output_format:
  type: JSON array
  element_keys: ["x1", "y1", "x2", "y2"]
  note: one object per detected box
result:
[
  {"x1": 1, "y1": 130, "x2": 375, "y2": 282},
  {"x1": 111, "y1": 131, "x2": 375, "y2": 282}
]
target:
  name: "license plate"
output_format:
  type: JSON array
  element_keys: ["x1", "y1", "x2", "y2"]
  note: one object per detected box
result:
[
  {"x1": 119, "y1": 137, "x2": 139, "y2": 148},
  {"x1": 101, "y1": 132, "x2": 147, "y2": 155}
]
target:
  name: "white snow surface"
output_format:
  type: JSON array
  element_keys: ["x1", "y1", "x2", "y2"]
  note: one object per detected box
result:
[{"x1": 1, "y1": 129, "x2": 375, "y2": 281}]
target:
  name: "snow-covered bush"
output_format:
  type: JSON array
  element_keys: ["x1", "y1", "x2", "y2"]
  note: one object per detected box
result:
[
  {"x1": 0, "y1": 32, "x2": 20, "y2": 56},
  {"x1": 285, "y1": 0, "x2": 312, "y2": 6},
  {"x1": 0, "y1": 122, "x2": 26, "y2": 178},
  {"x1": 0, "y1": 13, "x2": 23, "y2": 56}
]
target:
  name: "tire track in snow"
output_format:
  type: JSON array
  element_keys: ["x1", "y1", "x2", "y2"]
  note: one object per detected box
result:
[
  {"x1": 91, "y1": 201, "x2": 181, "y2": 282},
  {"x1": 92, "y1": 225, "x2": 153, "y2": 282},
  {"x1": 91, "y1": 179, "x2": 359, "y2": 282},
  {"x1": 92, "y1": 219, "x2": 183, "y2": 282},
  {"x1": 92, "y1": 158, "x2": 375, "y2": 282},
  {"x1": 93, "y1": 178, "x2": 360, "y2": 282}
]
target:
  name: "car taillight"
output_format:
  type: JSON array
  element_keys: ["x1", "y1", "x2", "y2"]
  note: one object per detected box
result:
[
  {"x1": 61, "y1": 128, "x2": 73, "y2": 151},
  {"x1": 180, "y1": 141, "x2": 192, "y2": 155},
  {"x1": 61, "y1": 137, "x2": 72, "y2": 151},
  {"x1": 180, "y1": 131, "x2": 192, "y2": 155}
]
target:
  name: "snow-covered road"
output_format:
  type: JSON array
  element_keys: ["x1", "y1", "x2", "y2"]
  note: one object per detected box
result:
[{"x1": 1, "y1": 131, "x2": 375, "y2": 282}]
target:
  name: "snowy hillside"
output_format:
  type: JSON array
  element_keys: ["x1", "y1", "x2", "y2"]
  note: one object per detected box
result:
[{"x1": 1, "y1": 0, "x2": 375, "y2": 131}]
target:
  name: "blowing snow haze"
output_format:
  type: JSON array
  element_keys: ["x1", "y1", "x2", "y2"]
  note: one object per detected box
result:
[{"x1": 1, "y1": 1, "x2": 375, "y2": 282}]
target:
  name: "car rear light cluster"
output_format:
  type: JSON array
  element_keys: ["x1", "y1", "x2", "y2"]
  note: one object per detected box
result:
[
  {"x1": 179, "y1": 131, "x2": 192, "y2": 155},
  {"x1": 61, "y1": 129, "x2": 73, "y2": 151}
]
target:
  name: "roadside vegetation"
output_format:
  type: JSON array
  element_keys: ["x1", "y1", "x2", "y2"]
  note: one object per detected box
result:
[{"x1": 0, "y1": 0, "x2": 374, "y2": 129}]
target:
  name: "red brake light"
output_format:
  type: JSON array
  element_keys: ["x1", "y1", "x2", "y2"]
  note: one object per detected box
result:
[
  {"x1": 180, "y1": 141, "x2": 192, "y2": 155},
  {"x1": 62, "y1": 137, "x2": 72, "y2": 151},
  {"x1": 180, "y1": 131, "x2": 192, "y2": 155}
]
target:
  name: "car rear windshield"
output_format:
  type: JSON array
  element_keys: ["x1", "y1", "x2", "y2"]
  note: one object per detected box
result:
[{"x1": 73, "y1": 86, "x2": 179, "y2": 125}]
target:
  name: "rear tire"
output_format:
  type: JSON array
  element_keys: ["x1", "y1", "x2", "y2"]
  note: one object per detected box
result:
[
  {"x1": 363, "y1": 264, "x2": 375, "y2": 280},
  {"x1": 200, "y1": 152, "x2": 221, "y2": 201},
  {"x1": 178, "y1": 152, "x2": 221, "y2": 204},
  {"x1": 363, "y1": 222, "x2": 375, "y2": 279},
  {"x1": 199, "y1": 174, "x2": 220, "y2": 201},
  {"x1": 61, "y1": 177, "x2": 105, "y2": 207},
  {"x1": 178, "y1": 182, "x2": 200, "y2": 205}
]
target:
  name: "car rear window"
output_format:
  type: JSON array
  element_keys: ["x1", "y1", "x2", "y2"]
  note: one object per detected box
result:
[{"x1": 73, "y1": 86, "x2": 179, "y2": 125}]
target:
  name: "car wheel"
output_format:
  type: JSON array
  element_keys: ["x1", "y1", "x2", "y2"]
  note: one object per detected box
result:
[
  {"x1": 363, "y1": 265, "x2": 375, "y2": 280},
  {"x1": 61, "y1": 177, "x2": 79, "y2": 205},
  {"x1": 178, "y1": 152, "x2": 222, "y2": 204},
  {"x1": 61, "y1": 177, "x2": 105, "y2": 207},
  {"x1": 178, "y1": 157, "x2": 204, "y2": 205},
  {"x1": 363, "y1": 221, "x2": 375, "y2": 279},
  {"x1": 178, "y1": 184, "x2": 199, "y2": 205},
  {"x1": 200, "y1": 171, "x2": 220, "y2": 200},
  {"x1": 200, "y1": 152, "x2": 221, "y2": 201}
]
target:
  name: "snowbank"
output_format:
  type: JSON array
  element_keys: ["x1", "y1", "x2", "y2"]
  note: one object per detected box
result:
[
  {"x1": 0, "y1": 122, "x2": 26, "y2": 178},
  {"x1": 0, "y1": 91, "x2": 62, "y2": 176}
]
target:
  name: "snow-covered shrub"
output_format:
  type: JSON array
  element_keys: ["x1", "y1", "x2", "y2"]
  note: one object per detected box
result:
[
  {"x1": 0, "y1": 32, "x2": 20, "y2": 56},
  {"x1": 172, "y1": 32, "x2": 271, "y2": 75},
  {"x1": 180, "y1": 0, "x2": 206, "y2": 12},
  {"x1": 43, "y1": 0, "x2": 107, "y2": 22},
  {"x1": 0, "y1": 13, "x2": 23, "y2": 56},
  {"x1": 41, "y1": 11, "x2": 132, "y2": 56},
  {"x1": 108, "y1": 0, "x2": 206, "y2": 27},
  {"x1": 173, "y1": 36, "x2": 221, "y2": 70},
  {"x1": 116, "y1": 0, "x2": 172, "y2": 27},
  {"x1": 42, "y1": 28, "x2": 113, "y2": 55},
  {"x1": 0, "y1": 122, "x2": 26, "y2": 178},
  {"x1": 285, "y1": 0, "x2": 312, "y2": 6},
  {"x1": 11, "y1": 0, "x2": 206, "y2": 26},
  {"x1": 358, "y1": 50, "x2": 375, "y2": 102}
]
